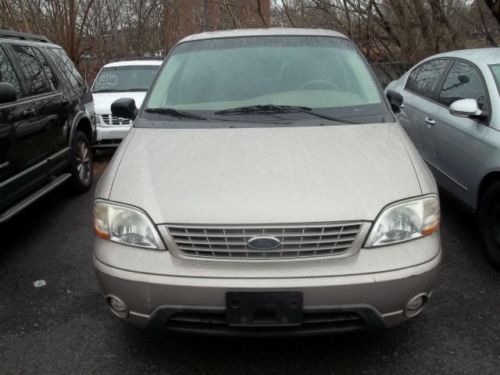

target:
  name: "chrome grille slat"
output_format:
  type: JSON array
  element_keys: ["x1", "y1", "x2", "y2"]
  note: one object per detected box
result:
[
  {"x1": 178, "y1": 244, "x2": 351, "y2": 253},
  {"x1": 168, "y1": 229, "x2": 360, "y2": 237},
  {"x1": 100, "y1": 114, "x2": 132, "y2": 126},
  {"x1": 166, "y1": 223, "x2": 363, "y2": 260},
  {"x1": 171, "y1": 236, "x2": 358, "y2": 246}
]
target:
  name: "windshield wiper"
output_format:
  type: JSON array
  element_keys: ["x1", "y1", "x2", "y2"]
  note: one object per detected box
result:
[
  {"x1": 144, "y1": 107, "x2": 207, "y2": 120},
  {"x1": 214, "y1": 104, "x2": 355, "y2": 124},
  {"x1": 92, "y1": 89, "x2": 123, "y2": 93},
  {"x1": 122, "y1": 88, "x2": 147, "y2": 92}
]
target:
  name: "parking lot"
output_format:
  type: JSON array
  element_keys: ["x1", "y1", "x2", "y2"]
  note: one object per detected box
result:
[{"x1": 0, "y1": 157, "x2": 500, "y2": 375}]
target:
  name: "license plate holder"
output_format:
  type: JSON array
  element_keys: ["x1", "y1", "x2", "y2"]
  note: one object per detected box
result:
[{"x1": 226, "y1": 292, "x2": 303, "y2": 326}]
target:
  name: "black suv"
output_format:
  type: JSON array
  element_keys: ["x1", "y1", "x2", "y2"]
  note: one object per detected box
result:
[{"x1": 0, "y1": 30, "x2": 95, "y2": 223}]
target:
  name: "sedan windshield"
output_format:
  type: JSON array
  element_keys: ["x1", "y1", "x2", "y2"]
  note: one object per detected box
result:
[
  {"x1": 93, "y1": 65, "x2": 160, "y2": 93},
  {"x1": 145, "y1": 36, "x2": 388, "y2": 123}
]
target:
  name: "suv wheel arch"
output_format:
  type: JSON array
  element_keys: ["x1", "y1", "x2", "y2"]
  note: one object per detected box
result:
[{"x1": 69, "y1": 114, "x2": 93, "y2": 146}]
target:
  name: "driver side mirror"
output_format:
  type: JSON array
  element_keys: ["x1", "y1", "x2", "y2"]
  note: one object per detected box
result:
[
  {"x1": 386, "y1": 90, "x2": 404, "y2": 114},
  {"x1": 0, "y1": 83, "x2": 18, "y2": 104},
  {"x1": 111, "y1": 98, "x2": 138, "y2": 120},
  {"x1": 449, "y1": 99, "x2": 483, "y2": 118}
]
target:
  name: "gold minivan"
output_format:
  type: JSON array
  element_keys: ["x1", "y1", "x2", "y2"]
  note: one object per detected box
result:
[{"x1": 93, "y1": 28, "x2": 441, "y2": 336}]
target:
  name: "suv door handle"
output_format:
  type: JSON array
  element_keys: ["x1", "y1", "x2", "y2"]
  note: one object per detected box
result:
[
  {"x1": 425, "y1": 117, "x2": 436, "y2": 127},
  {"x1": 22, "y1": 109, "x2": 36, "y2": 116}
]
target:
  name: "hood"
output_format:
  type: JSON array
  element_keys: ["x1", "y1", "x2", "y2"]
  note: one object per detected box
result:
[
  {"x1": 104, "y1": 123, "x2": 422, "y2": 224},
  {"x1": 92, "y1": 92, "x2": 147, "y2": 114}
]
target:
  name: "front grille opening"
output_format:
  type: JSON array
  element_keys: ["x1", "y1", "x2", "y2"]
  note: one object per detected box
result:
[
  {"x1": 164, "y1": 309, "x2": 369, "y2": 335},
  {"x1": 166, "y1": 223, "x2": 363, "y2": 260}
]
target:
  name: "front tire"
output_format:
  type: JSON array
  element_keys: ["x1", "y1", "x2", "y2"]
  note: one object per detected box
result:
[
  {"x1": 70, "y1": 131, "x2": 93, "y2": 193},
  {"x1": 479, "y1": 182, "x2": 500, "y2": 269}
]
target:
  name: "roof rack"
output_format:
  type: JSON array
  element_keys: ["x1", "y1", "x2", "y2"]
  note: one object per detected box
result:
[{"x1": 0, "y1": 29, "x2": 51, "y2": 43}]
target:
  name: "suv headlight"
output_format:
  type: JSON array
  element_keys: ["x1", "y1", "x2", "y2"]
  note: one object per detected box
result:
[
  {"x1": 365, "y1": 195, "x2": 440, "y2": 248},
  {"x1": 94, "y1": 200, "x2": 165, "y2": 250}
]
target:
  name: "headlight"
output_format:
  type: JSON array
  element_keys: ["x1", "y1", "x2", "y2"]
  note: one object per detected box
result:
[
  {"x1": 94, "y1": 200, "x2": 164, "y2": 249},
  {"x1": 365, "y1": 195, "x2": 440, "y2": 248}
]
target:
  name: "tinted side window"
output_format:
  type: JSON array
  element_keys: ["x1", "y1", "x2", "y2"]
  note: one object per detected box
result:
[
  {"x1": 0, "y1": 47, "x2": 22, "y2": 97},
  {"x1": 438, "y1": 61, "x2": 487, "y2": 108},
  {"x1": 405, "y1": 60, "x2": 449, "y2": 99},
  {"x1": 46, "y1": 48, "x2": 84, "y2": 89},
  {"x1": 33, "y1": 48, "x2": 58, "y2": 91},
  {"x1": 11, "y1": 45, "x2": 51, "y2": 95}
]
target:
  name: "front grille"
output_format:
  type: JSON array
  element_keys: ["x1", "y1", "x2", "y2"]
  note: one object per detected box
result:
[
  {"x1": 166, "y1": 223, "x2": 363, "y2": 259},
  {"x1": 100, "y1": 114, "x2": 132, "y2": 126}
]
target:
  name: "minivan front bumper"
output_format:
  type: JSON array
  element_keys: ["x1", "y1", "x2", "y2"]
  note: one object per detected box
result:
[{"x1": 94, "y1": 239, "x2": 441, "y2": 335}]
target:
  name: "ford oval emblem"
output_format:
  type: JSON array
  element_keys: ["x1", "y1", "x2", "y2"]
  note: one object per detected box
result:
[{"x1": 247, "y1": 236, "x2": 281, "y2": 250}]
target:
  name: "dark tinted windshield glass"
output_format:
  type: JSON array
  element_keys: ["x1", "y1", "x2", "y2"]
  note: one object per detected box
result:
[
  {"x1": 146, "y1": 36, "x2": 386, "y2": 122},
  {"x1": 93, "y1": 65, "x2": 160, "y2": 93}
]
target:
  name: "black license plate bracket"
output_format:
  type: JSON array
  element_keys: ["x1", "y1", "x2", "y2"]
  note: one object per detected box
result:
[{"x1": 226, "y1": 292, "x2": 303, "y2": 326}]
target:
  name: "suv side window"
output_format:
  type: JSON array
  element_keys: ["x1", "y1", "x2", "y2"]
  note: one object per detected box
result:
[
  {"x1": 33, "y1": 48, "x2": 58, "y2": 91},
  {"x1": 0, "y1": 47, "x2": 22, "y2": 97},
  {"x1": 438, "y1": 61, "x2": 487, "y2": 109},
  {"x1": 405, "y1": 59, "x2": 449, "y2": 99},
  {"x1": 11, "y1": 45, "x2": 52, "y2": 96},
  {"x1": 46, "y1": 48, "x2": 84, "y2": 90}
]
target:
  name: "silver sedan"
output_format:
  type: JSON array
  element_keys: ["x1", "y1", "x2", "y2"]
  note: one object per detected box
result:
[{"x1": 386, "y1": 48, "x2": 500, "y2": 268}]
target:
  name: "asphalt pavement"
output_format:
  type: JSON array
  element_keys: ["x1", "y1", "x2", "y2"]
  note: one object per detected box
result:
[{"x1": 1, "y1": 166, "x2": 499, "y2": 375}]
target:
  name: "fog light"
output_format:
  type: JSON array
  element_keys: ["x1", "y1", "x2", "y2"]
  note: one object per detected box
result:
[
  {"x1": 106, "y1": 295, "x2": 129, "y2": 318},
  {"x1": 405, "y1": 293, "x2": 429, "y2": 318}
]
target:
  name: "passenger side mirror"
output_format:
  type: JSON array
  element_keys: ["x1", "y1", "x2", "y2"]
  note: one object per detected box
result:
[
  {"x1": 449, "y1": 99, "x2": 483, "y2": 118},
  {"x1": 0, "y1": 83, "x2": 18, "y2": 104},
  {"x1": 386, "y1": 90, "x2": 404, "y2": 114},
  {"x1": 111, "y1": 98, "x2": 138, "y2": 120}
]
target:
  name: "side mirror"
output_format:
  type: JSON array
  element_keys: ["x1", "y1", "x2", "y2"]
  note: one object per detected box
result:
[
  {"x1": 386, "y1": 90, "x2": 404, "y2": 113},
  {"x1": 111, "y1": 98, "x2": 138, "y2": 120},
  {"x1": 0, "y1": 83, "x2": 18, "y2": 104},
  {"x1": 449, "y1": 99, "x2": 482, "y2": 118}
]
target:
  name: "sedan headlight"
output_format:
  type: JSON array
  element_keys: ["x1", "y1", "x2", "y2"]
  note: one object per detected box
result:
[
  {"x1": 94, "y1": 200, "x2": 164, "y2": 249},
  {"x1": 365, "y1": 195, "x2": 440, "y2": 248}
]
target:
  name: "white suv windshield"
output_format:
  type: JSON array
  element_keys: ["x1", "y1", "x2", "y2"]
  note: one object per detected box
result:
[
  {"x1": 93, "y1": 65, "x2": 159, "y2": 93},
  {"x1": 145, "y1": 36, "x2": 386, "y2": 121}
]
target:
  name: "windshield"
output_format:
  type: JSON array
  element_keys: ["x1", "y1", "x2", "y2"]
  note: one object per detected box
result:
[
  {"x1": 491, "y1": 64, "x2": 500, "y2": 94},
  {"x1": 145, "y1": 36, "x2": 387, "y2": 123},
  {"x1": 92, "y1": 65, "x2": 160, "y2": 93}
]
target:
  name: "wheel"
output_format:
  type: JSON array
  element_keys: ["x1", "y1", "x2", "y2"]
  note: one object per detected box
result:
[
  {"x1": 70, "y1": 131, "x2": 93, "y2": 193},
  {"x1": 479, "y1": 182, "x2": 500, "y2": 268}
]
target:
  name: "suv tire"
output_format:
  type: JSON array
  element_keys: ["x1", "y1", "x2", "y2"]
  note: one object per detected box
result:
[
  {"x1": 479, "y1": 182, "x2": 500, "y2": 268},
  {"x1": 70, "y1": 131, "x2": 93, "y2": 193}
]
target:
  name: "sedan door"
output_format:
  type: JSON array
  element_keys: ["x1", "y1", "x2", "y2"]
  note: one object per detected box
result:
[
  {"x1": 425, "y1": 60, "x2": 490, "y2": 205},
  {"x1": 398, "y1": 59, "x2": 451, "y2": 162}
]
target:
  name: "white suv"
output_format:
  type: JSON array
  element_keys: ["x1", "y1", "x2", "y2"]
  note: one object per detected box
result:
[{"x1": 92, "y1": 59, "x2": 162, "y2": 148}]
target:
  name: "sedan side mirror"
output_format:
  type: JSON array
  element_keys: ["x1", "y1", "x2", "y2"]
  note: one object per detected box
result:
[
  {"x1": 111, "y1": 98, "x2": 138, "y2": 120},
  {"x1": 0, "y1": 83, "x2": 18, "y2": 104},
  {"x1": 386, "y1": 90, "x2": 404, "y2": 114},
  {"x1": 449, "y1": 99, "x2": 483, "y2": 118}
]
